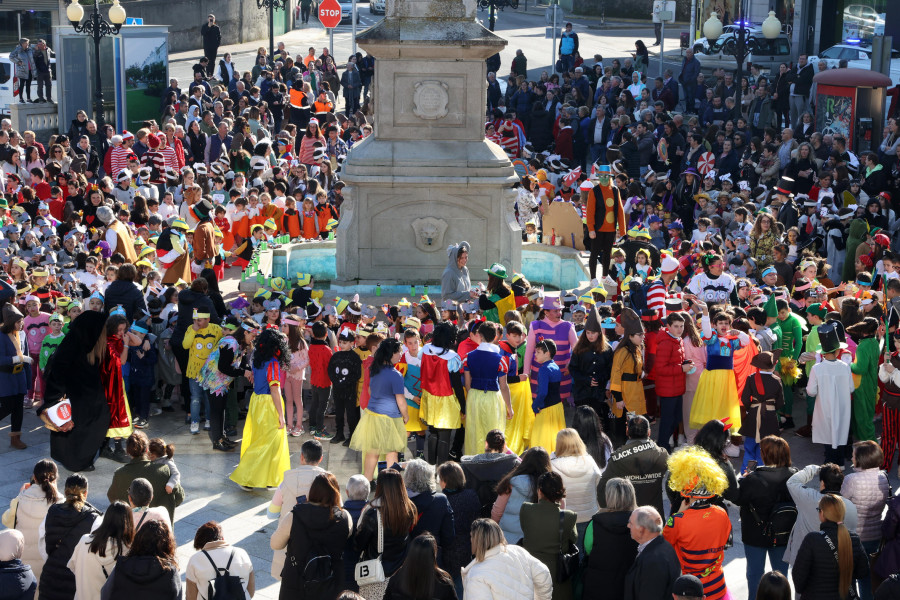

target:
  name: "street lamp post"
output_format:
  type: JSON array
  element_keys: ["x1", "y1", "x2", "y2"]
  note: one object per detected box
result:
[
  {"x1": 704, "y1": 5, "x2": 780, "y2": 118},
  {"x1": 257, "y1": 0, "x2": 289, "y2": 64},
  {"x1": 66, "y1": 0, "x2": 127, "y2": 132}
]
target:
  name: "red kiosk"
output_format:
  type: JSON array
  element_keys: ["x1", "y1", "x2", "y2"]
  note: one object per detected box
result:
[{"x1": 813, "y1": 68, "x2": 892, "y2": 154}]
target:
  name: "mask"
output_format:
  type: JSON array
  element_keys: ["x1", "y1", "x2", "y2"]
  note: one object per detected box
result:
[{"x1": 597, "y1": 175, "x2": 610, "y2": 186}]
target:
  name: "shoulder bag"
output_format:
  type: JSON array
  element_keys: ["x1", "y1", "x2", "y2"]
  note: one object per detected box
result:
[
  {"x1": 355, "y1": 508, "x2": 390, "y2": 600},
  {"x1": 556, "y1": 511, "x2": 580, "y2": 583}
]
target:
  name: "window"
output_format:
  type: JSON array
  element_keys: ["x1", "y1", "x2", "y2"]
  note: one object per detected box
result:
[
  {"x1": 0, "y1": 12, "x2": 20, "y2": 51},
  {"x1": 821, "y1": 47, "x2": 844, "y2": 59},
  {"x1": 0, "y1": 62, "x2": 10, "y2": 85}
]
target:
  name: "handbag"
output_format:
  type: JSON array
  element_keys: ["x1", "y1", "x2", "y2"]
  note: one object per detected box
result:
[
  {"x1": 355, "y1": 508, "x2": 390, "y2": 600},
  {"x1": 556, "y1": 511, "x2": 580, "y2": 583}
]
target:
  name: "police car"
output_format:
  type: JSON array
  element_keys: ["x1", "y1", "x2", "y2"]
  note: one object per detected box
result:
[{"x1": 809, "y1": 41, "x2": 900, "y2": 84}]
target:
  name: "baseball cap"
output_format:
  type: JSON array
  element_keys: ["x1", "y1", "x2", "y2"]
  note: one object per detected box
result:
[{"x1": 672, "y1": 575, "x2": 704, "y2": 598}]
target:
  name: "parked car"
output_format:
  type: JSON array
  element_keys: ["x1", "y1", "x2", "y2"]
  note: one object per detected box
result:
[
  {"x1": 809, "y1": 42, "x2": 900, "y2": 85},
  {"x1": 339, "y1": 1, "x2": 360, "y2": 24},
  {"x1": 0, "y1": 54, "x2": 57, "y2": 116},
  {"x1": 693, "y1": 23, "x2": 764, "y2": 56},
  {"x1": 370, "y1": 0, "x2": 385, "y2": 14}
]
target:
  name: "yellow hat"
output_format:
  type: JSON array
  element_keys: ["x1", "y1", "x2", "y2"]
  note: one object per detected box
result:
[
  {"x1": 250, "y1": 224, "x2": 264, "y2": 232},
  {"x1": 295, "y1": 273, "x2": 312, "y2": 287},
  {"x1": 263, "y1": 218, "x2": 277, "y2": 230},
  {"x1": 270, "y1": 277, "x2": 287, "y2": 292},
  {"x1": 135, "y1": 260, "x2": 152, "y2": 269},
  {"x1": 139, "y1": 247, "x2": 156, "y2": 259}
]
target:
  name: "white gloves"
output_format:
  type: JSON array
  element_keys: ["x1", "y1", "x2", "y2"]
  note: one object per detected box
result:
[{"x1": 21, "y1": 356, "x2": 33, "y2": 364}]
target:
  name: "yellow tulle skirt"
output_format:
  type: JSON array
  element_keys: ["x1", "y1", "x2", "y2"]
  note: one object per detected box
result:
[
  {"x1": 405, "y1": 403, "x2": 426, "y2": 433},
  {"x1": 505, "y1": 380, "x2": 534, "y2": 455},
  {"x1": 350, "y1": 409, "x2": 408, "y2": 454},
  {"x1": 230, "y1": 393, "x2": 291, "y2": 488},
  {"x1": 530, "y1": 403, "x2": 566, "y2": 454},
  {"x1": 419, "y1": 391, "x2": 462, "y2": 430},
  {"x1": 689, "y1": 369, "x2": 742, "y2": 430},
  {"x1": 464, "y1": 389, "x2": 507, "y2": 456}
]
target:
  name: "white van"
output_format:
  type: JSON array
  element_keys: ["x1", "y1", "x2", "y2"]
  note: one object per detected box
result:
[{"x1": 0, "y1": 54, "x2": 58, "y2": 116}]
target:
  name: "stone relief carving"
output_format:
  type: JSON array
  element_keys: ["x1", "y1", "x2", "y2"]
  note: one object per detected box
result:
[
  {"x1": 412, "y1": 80, "x2": 450, "y2": 120},
  {"x1": 411, "y1": 216, "x2": 448, "y2": 252}
]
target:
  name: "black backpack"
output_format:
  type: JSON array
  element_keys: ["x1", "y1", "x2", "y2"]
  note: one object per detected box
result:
[
  {"x1": 202, "y1": 550, "x2": 245, "y2": 600},
  {"x1": 301, "y1": 542, "x2": 336, "y2": 595}
]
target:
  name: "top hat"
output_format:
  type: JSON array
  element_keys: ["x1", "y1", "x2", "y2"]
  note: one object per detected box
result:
[
  {"x1": 819, "y1": 321, "x2": 848, "y2": 354},
  {"x1": 775, "y1": 177, "x2": 795, "y2": 196}
]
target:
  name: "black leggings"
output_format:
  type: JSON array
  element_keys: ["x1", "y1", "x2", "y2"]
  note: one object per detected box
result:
[
  {"x1": 589, "y1": 230, "x2": 617, "y2": 279},
  {"x1": 333, "y1": 388, "x2": 360, "y2": 437},
  {"x1": 427, "y1": 427, "x2": 454, "y2": 465},
  {"x1": 0, "y1": 394, "x2": 24, "y2": 433},
  {"x1": 17, "y1": 77, "x2": 31, "y2": 101}
]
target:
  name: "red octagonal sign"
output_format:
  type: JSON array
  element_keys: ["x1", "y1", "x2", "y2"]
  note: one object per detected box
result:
[{"x1": 318, "y1": 0, "x2": 341, "y2": 28}]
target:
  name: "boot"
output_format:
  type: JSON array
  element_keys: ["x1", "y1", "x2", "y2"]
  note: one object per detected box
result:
[
  {"x1": 112, "y1": 439, "x2": 130, "y2": 463},
  {"x1": 10, "y1": 432, "x2": 26, "y2": 450}
]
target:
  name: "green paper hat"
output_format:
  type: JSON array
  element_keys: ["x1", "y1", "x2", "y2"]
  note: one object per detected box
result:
[
  {"x1": 763, "y1": 294, "x2": 777, "y2": 318},
  {"x1": 484, "y1": 262, "x2": 508, "y2": 279}
]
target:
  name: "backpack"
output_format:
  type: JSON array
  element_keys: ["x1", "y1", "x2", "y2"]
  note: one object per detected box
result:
[
  {"x1": 202, "y1": 549, "x2": 245, "y2": 600},
  {"x1": 748, "y1": 485, "x2": 797, "y2": 547},
  {"x1": 301, "y1": 542, "x2": 337, "y2": 595},
  {"x1": 627, "y1": 280, "x2": 654, "y2": 313}
]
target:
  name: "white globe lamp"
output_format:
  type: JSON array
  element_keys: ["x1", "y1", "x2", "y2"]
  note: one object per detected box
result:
[
  {"x1": 66, "y1": 1, "x2": 85, "y2": 24},
  {"x1": 761, "y1": 11, "x2": 782, "y2": 39},
  {"x1": 703, "y1": 11, "x2": 724, "y2": 40}
]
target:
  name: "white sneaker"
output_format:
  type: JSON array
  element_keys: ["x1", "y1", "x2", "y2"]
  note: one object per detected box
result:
[
  {"x1": 190, "y1": 421, "x2": 200, "y2": 435},
  {"x1": 149, "y1": 407, "x2": 162, "y2": 417},
  {"x1": 677, "y1": 434, "x2": 687, "y2": 447},
  {"x1": 203, "y1": 420, "x2": 211, "y2": 431},
  {"x1": 724, "y1": 441, "x2": 741, "y2": 458}
]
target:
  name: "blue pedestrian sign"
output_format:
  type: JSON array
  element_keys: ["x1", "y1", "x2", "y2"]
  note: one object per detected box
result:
[{"x1": 125, "y1": 17, "x2": 144, "y2": 25}]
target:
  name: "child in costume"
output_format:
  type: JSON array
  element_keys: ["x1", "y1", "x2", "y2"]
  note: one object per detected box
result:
[
  {"x1": 463, "y1": 321, "x2": 513, "y2": 456},
  {"x1": 397, "y1": 327, "x2": 426, "y2": 456},
  {"x1": 329, "y1": 326, "x2": 363, "y2": 445},
  {"x1": 738, "y1": 350, "x2": 784, "y2": 473},
  {"x1": 38, "y1": 313, "x2": 66, "y2": 373},
  {"x1": 182, "y1": 307, "x2": 223, "y2": 435},
  {"x1": 500, "y1": 319, "x2": 533, "y2": 455},
  {"x1": 634, "y1": 248, "x2": 653, "y2": 278},
  {"x1": 284, "y1": 315, "x2": 309, "y2": 437},
  {"x1": 609, "y1": 308, "x2": 646, "y2": 441},
  {"x1": 653, "y1": 311, "x2": 691, "y2": 452},
  {"x1": 664, "y1": 446, "x2": 732, "y2": 600},
  {"x1": 689, "y1": 301, "x2": 750, "y2": 433},
  {"x1": 229, "y1": 328, "x2": 292, "y2": 489},
  {"x1": 23, "y1": 294, "x2": 49, "y2": 409},
  {"x1": 776, "y1": 298, "x2": 804, "y2": 428},
  {"x1": 530, "y1": 338, "x2": 564, "y2": 453},
  {"x1": 847, "y1": 317, "x2": 881, "y2": 442},
  {"x1": 148, "y1": 437, "x2": 181, "y2": 495},
  {"x1": 127, "y1": 319, "x2": 158, "y2": 429},
  {"x1": 806, "y1": 321, "x2": 854, "y2": 466},
  {"x1": 419, "y1": 321, "x2": 466, "y2": 465},
  {"x1": 795, "y1": 302, "x2": 827, "y2": 438},
  {"x1": 308, "y1": 321, "x2": 334, "y2": 440}
]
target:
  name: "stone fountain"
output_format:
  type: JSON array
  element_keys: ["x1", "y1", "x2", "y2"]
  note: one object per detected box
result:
[{"x1": 334, "y1": 0, "x2": 521, "y2": 285}]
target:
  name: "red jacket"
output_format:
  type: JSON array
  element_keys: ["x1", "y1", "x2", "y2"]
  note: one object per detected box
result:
[
  {"x1": 653, "y1": 329, "x2": 686, "y2": 397},
  {"x1": 555, "y1": 127, "x2": 574, "y2": 162},
  {"x1": 308, "y1": 339, "x2": 333, "y2": 388}
]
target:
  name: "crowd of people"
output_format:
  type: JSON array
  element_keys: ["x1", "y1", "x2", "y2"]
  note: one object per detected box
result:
[{"x1": 3, "y1": 21, "x2": 900, "y2": 600}]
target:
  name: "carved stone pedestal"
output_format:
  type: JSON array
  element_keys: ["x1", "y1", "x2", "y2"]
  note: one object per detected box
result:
[{"x1": 336, "y1": 0, "x2": 521, "y2": 283}]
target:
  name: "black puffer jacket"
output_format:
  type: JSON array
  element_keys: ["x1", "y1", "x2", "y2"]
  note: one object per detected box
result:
[
  {"x1": 737, "y1": 465, "x2": 798, "y2": 548},
  {"x1": 103, "y1": 280, "x2": 147, "y2": 323},
  {"x1": 282, "y1": 503, "x2": 352, "y2": 600},
  {"x1": 583, "y1": 511, "x2": 637, "y2": 600},
  {"x1": 792, "y1": 522, "x2": 870, "y2": 600},
  {"x1": 568, "y1": 347, "x2": 614, "y2": 406},
  {"x1": 39, "y1": 503, "x2": 101, "y2": 600},
  {"x1": 528, "y1": 107, "x2": 555, "y2": 153},
  {"x1": 99, "y1": 555, "x2": 181, "y2": 600}
]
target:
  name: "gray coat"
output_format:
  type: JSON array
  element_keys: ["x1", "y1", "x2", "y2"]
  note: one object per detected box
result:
[
  {"x1": 441, "y1": 241, "x2": 472, "y2": 302},
  {"x1": 9, "y1": 45, "x2": 35, "y2": 79},
  {"x1": 785, "y1": 464, "x2": 858, "y2": 565},
  {"x1": 498, "y1": 474, "x2": 535, "y2": 544}
]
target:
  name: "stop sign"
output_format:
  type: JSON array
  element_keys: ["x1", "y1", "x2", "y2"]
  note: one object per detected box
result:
[{"x1": 318, "y1": 0, "x2": 341, "y2": 28}]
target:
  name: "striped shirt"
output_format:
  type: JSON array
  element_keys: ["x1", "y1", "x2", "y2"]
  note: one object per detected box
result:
[
  {"x1": 646, "y1": 279, "x2": 668, "y2": 317},
  {"x1": 663, "y1": 504, "x2": 732, "y2": 600},
  {"x1": 108, "y1": 145, "x2": 133, "y2": 179}
]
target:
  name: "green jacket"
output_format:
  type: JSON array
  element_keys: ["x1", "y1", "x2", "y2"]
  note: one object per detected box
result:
[
  {"x1": 842, "y1": 219, "x2": 869, "y2": 282},
  {"x1": 804, "y1": 325, "x2": 820, "y2": 377},
  {"x1": 520, "y1": 499, "x2": 577, "y2": 600},
  {"x1": 850, "y1": 337, "x2": 880, "y2": 401},
  {"x1": 107, "y1": 458, "x2": 185, "y2": 522},
  {"x1": 778, "y1": 313, "x2": 803, "y2": 361}
]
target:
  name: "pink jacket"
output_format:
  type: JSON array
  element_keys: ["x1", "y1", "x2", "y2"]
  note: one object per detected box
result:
[
  {"x1": 842, "y1": 467, "x2": 891, "y2": 542},
  {"x1": 683, "y1": 338, "x2": 707, "y2": 392}
]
